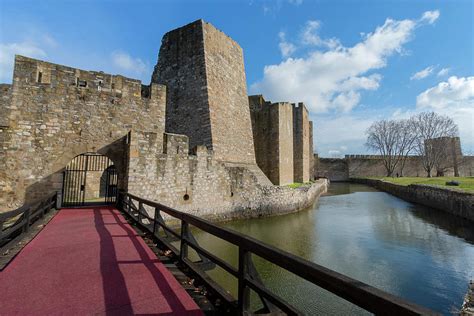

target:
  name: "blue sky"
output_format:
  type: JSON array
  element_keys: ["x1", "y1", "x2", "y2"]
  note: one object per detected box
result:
[{"x1": 1, "y1": 0, "x2": 473, "y2": 156}]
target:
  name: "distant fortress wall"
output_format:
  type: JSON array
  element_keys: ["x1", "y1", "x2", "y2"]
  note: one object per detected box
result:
[{"x1": 315, "y1": 154, "x2": 474, "y2": 181}]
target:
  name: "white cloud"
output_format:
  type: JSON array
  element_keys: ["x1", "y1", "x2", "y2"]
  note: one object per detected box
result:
[
  {"x1": 111, "y1": 51, "x2": 148, "y2": 75},
  {"x1": 416, "y1": 76, "x2": 474, "y2": 152},
  {"x1": 410, "y1": 65, "x2": 435, "y2": 80},
  {"x1": 300, "y1": 20, "x2": 340, "y2": 49},
  {"x1": 251, "y1": 12, "x2": 434, "y2": 113},
  {"x1": 419, "y1": 10, "x2": 440, "y2": 24},
  {"x1": 278, "y1": 32, "x2": 296, "y2": 58},
  {"x1": 416, "y1": 76, "x2": 474, "y2": 109},
  {"x1": 437, "y1": 67, "x2": 450, "y2": 77},
  {"x1": 0, "y1": 42, "x2": 47, "y2": 82}
]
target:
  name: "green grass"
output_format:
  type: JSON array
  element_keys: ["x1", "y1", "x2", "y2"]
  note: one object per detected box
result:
[
  {"x1": 287, "y1": 181, "x2": 314, "y2": 189},
  {"x1": 369, "y1": 176, "x2": 474, "y2": 192}
]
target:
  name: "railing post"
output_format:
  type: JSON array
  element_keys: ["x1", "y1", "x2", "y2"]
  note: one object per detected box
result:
[
  {"x1": 22, "y1": 208, "x2": 31, "y2": 233},
  {"x1": 56, "y1": 191, "x2": 62, "y2": 210},
  {"x1": 153, "y1": 207, "x2": 159, "y2": 237},
  {"x1": 138, "y1": 201, "x2": 143, "y2": 223},
  {"x1": 128, "y1": 196, "x2": 132, "y2": 215},
  {"x1": 180, "y1": 221, "x2": 189, "y2": 261},
  {"x1": 238, "y1": 247, "x2": 251, "y2": 314}
]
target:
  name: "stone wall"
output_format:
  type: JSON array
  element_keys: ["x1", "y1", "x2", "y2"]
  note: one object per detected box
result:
[
  {"x1": 0, "y1": 20, "x2": 328, "y2": 222},
  {"x1": 316, "y1": 157, "x2": 348, "y2": 181},
  {"x1": 0, "y1": 55, "x2": 166, "y2": 210},
  {"x1": 248, "y1": 95, "x2": 294, "y2": 185},
  {"x1": 352, "y1": 178, "x2": 474, "y2": 222},
  {"x1": 127, "y1": 131, "x2": 327, "y2": 219},
  {"x1": 152, "y1": 20, "x2": 256, "y2": 164},
  {"x1": 315, "y1": 155, "x2": 474, "y2": 181},
  {"x1": 293, "y1": 103, "x2": 310, "y2": 182}
]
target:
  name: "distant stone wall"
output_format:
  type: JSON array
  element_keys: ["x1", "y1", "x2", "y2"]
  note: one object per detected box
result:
[
  {"x1": 352, "y1": 178, "x2": 474, "y2": 221},
  {"x1": 316, "y1": 157, "x2": 348, "y2": 181},
  {"x1": 315, "y1": 155, "x2": 474, "y2": 181},
  {"x1": 346, "y1": 156, "x2": 425, "y2": 178},
  {"x1": 153, "y1": 20, "x2": 256, "y2": 164}
]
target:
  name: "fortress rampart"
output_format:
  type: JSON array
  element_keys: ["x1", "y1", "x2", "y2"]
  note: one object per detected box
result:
[
  {"x1": 249, "y1": 95, "x2": 314, "y2": 185},
  {"x1": 315, "y1": 154, "x2": 474, "y2": 181},
  {"x1": 0, "y1": 20, "x2": 325, "y2": 218}
]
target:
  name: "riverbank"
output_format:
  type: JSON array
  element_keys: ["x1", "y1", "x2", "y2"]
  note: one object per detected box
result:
[
  {"x1": 368, "y1": 176, "x2": 474, "y2": 193},
  {"x1": 461, "y1": 281, "x2": 474, "y2": 315},
  {"x1": 351, "y1": 178, "x2": 474, "y2": 221}
]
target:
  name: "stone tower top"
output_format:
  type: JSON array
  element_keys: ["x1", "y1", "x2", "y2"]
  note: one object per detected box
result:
[{"x1": 152, "y1": 20, "x2": 256, "y2": 164}]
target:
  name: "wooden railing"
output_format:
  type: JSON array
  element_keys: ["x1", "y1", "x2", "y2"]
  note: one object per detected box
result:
[
  {"x1": 0, "y1": 193, "x2": 57, "y2": 249},
  {"x1": 118, "y1": 192, "x2": 437, "y2": 315}
]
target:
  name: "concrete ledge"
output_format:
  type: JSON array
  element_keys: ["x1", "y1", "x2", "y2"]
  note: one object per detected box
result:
[{"x1": 351, "y1": 178, "x2": 474, "y2": 222}]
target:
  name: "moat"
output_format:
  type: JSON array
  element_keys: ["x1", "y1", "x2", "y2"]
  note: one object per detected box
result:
[{"x1": 192, "y1": 183, "x2": 474, "y2": 315}]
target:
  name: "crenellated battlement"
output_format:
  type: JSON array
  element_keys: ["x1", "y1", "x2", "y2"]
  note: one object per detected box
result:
[{"x1": 13, "y1": 55, "x2": 164, "y2": 103}]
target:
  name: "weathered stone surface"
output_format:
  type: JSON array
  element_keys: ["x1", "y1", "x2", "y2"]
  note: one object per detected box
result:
[
  {"x1": 249, "y1": 95, "x2": 314, "y2": 185},
  {"x1": 293, "y1": 102, "x2": 310, "y2": 183},
  {"x1": 0, "y1": 55, "x2": 166, "y2": 210},
  {"x1": 249, "y1": 95, "x2": 294, "y2": 185},
  {"x1": 0, "y1": 20, "x2": 326, "y2": 219},
  {"x1": 315, "y1": 154, "x2": 474, "y2": 181},
  {"x1": 152, "y1": 20, "x2": 256, "y2": 164}
]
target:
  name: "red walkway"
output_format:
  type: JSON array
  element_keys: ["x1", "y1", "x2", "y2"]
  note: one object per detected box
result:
[{"x1": 0, "y1": 207, "x2": 202, "y2": 315}]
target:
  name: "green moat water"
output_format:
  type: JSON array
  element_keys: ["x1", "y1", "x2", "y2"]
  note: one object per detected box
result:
[{"x1": 192, "y1": 183, "x2": 474, "y2": 315}]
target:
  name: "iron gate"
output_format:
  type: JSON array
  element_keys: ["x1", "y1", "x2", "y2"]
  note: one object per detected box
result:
[{"x1": 61, "y1": 153, "x2": 118, "y2": 207}]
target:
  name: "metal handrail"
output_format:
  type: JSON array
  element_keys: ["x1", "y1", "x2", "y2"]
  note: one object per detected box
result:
[{"x1": 117, "y1": 191, "x2": 438, "y2": 315}]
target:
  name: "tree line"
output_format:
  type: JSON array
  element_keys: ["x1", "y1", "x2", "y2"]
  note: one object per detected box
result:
[{"x1": 365, "y1": 112, "x2": 459, "y2": 177}]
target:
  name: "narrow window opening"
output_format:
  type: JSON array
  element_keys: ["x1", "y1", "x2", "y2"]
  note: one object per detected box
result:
[{"x1": 37, "y1": 71, "x2": 43, "y2": 83}]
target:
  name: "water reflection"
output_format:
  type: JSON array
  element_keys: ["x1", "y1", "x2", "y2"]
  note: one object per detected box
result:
[{"x1": 192, "y1": 183, "x2": 474, "y2": 315}]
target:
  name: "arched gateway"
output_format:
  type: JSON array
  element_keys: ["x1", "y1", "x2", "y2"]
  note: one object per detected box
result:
[{"x1": 62, "y1": 153, "x2": 118, "y2": 207}]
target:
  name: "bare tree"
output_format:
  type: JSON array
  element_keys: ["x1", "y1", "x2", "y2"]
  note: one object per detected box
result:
[
  {"x1": 366, "y1": 119, "x2": 415, "y2": 177},
  {"x1": 411, "y1": 112, "x2": 458, "y2": 177},
  {"x1": 396, "y1": 119, "x2": 417, "y2": 176}
]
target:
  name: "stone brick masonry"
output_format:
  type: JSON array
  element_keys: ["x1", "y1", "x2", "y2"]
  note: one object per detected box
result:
[
  {"x1": 0, "y1": 20, "x2": 324, "y2": 219},
  {"x1": 249, "y1": 95, "x2": 314, "y2": 185}
]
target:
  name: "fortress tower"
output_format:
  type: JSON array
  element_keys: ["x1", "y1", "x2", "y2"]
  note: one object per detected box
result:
[{"x1": 152, "y1": 20, "x2": 256, "y2": 164}]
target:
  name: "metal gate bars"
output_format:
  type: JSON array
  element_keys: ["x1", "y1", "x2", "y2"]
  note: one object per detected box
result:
[{"x1": 61, "y1": 153, "x2": 118, "y2": 207}]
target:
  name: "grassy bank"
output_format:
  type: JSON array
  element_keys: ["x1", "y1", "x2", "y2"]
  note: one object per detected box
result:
[
  {"x1": 369, "y1": 176, "x2": 474, "y2": 192},
  {"x1": 287, "y1": 181, "x2": 314, "y2": 189}
]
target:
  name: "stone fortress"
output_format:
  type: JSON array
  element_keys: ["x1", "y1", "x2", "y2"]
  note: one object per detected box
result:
[
  {"x1": 0, "y1": 20, "x2": 323, "y2": 217},
  {"x1": 315, "y1": 136, "x2": 474, "y2": 181}
]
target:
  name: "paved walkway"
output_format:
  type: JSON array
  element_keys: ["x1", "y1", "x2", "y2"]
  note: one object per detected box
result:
[{"x1": 0, "y1": 207, "x2": 203, "y2": 315}]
